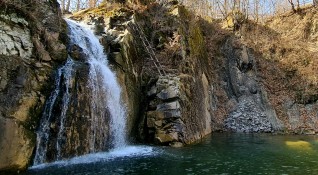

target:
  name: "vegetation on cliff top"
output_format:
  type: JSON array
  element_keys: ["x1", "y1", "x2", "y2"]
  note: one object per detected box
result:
[{"x1": 68, "y1": 0, "x2": 318, "y2": 132}]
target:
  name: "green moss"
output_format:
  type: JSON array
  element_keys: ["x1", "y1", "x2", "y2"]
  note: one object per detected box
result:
[
  {"x1": 178, "y1": 5, "x2": 191, "y2": 22},
  {"x1": 189, "y1": 21, "x2": 206, "y2": 59},
  {"x1": 176, "y1": 5, "x2": 208, "y2": 61}
]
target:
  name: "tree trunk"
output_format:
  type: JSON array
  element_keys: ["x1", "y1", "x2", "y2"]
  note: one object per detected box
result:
[
  {"x1": 296, "y1": 0, "x2": 300, "y2": 10},
  {"x1": 89, "y1": 0, "x2": 97, "y2": 8},
  {"x1": 66, "y1": 0, "x2": 71, "y2": 12},
  {"x1": 288, "y1": 0, "x2": 296, "y2": 12},
  {"x1": 61, "y1": 0, "x2": 65, "y2": 11},
  {"x1": 76, "y1": 0, "x2": 80, "y2": 11},
  {"x1": 255, "y1": 0, "x2": 259, "y2": 22},
  {"x1": 224, "y1": 0, "x2": 228, "y2": 15}
]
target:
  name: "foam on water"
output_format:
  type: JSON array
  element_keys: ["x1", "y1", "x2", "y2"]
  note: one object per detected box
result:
[{"x1": 30, "y1": 146, "x2": 156, "y2": 170}]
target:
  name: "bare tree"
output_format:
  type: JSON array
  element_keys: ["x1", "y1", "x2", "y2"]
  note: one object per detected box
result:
[
  {"x1": 89, "y1": 0, "x2": 97, "y2": 8},
  {"x1": 288, "y1": 0, "x2": 297, "y2": 12},
  {"x1": 66, "y1": 0, "x2": 71, "y2": 12},
  {"x1": 61, "y1": 0, "x2": 65, "y2": 11},
  {"x1": 254, "y1": 0, "x2": 259, "y2": 22},
  {"x1": 76, "y1": 0, "x2": 81, "y2": 11},
  {"x1": 296, "y1": 0, "x2": 300, "y2": 10}
]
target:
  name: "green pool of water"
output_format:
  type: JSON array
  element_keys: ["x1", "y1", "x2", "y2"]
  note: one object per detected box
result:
[{"x1": 25, "y1": 133, "x2": 318, "y2": 175}]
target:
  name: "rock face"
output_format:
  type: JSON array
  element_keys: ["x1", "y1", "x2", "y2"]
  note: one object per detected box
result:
[
  {"x1": 1, "y1": 1, "x2": 318, "y2": 172},
  {"x1": 143, "y1": 75, "x2": 212, "y2": 146},
  {"x1": 71, "y1": 4, "x2": 214, "y2": 147},
  {"x1": 282, "y1": 99, "x2": 318, "y2": 134},
  {"x1": 144, "y1": 76, "x2": 184, "y2": 146},
  {"x1": 0, "y1": 0, "x2": 67, "y2": 172},
  {"x1": 222, "y1": 39, "x2": 284, "y2": 132},
  {"x1": 0, "y1": 13, "x2": 33, "y2": 59},
  {"x1": 68, "y1": 2, "x2": 318, "y2": 143},
  {"x1": 134, "y1": 4, "x2": 214, "y2": 146}
]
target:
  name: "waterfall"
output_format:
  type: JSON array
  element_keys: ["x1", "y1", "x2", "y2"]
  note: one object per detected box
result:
[
  {"x1": 33, "y1": 58, "x2": 74, "y2": 165},
  {"x1": 33, "y1": 19, "x2": 127, "y2": 165},
  {"x1": 66, "y1": 19, "x2": 127, "y2": 149}
]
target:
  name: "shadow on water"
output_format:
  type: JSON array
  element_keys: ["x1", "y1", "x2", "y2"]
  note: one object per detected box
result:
[{"x1": 24, "y1": 133, "x2": 318, "y2": 175}]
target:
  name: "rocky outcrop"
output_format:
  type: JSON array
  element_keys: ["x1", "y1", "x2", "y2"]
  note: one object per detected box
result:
[
  {"x1": 144, "y1": 76, "x2": 184, "y2": 146},
  {"x1": 282, "y1": 98, "x2": 318, "y2": 134},
  {"x1": 0, "y1": 13, "x2": 33, "y2": 59},
  {"x1": 0, "y1": 0, "x2": 67, "y2": 172},
  {"x1": 69, "y1": 3, "x2": 215, "y2": 147},
  {"x1": 2, "y1": 2, "x2": 317, "y2": 173},
  {"x1": 237, "y1": 7, "x2": 318, "y2": 134},
  {"x1": 135, "y1": 4, "x2": 214, "y2": 146},
  {"x1": 222, "y1": 39, "x2": 284, "y2": 132},
  {"x1": 143, "y1": 73, "x2": 212, "y2": 146}
]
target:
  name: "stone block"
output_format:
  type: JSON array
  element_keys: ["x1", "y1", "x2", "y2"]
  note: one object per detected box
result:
[
  {"x1": 157, "y1": 101, "x2": 180, "y2": 111},
  {"x1": 147, "y1": 111, "x2": 165, "y2": 120},
  {"x1": 147, "y1": 85, "x2": 157, "y2": 97},
  {"x1": 163, "y1": 110, "x2": 181, "y2": 118},
  {"x1": 155, "y1": 132, "x2": 178, "y2": 143},
  {"x1": 147, "y1": 117, "x2": 156, "y2": 128},
  {"x1": 157, "y1": 86, "x2": 179, "y2": 100}
]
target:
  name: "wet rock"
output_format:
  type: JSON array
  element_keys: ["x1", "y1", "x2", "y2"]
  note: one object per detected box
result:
[
  {"x1": 170, "y1": 142, "x2": 183, "y2": 148},
  {"x1": 70, "y1": 44, "x2": 86, "y2": 61},
  {"x1": 15, "y1": 77, "x2": 26, "y2": 88},
  {"x1": 162, "y1": 110, "x2": 181, "y2": 119},
  {"x1": 109, "y1": 52, "x2": 124, "y2": 66},
  {"x1": 155, "y1": 132, "x2": 178, "y2": 143}
]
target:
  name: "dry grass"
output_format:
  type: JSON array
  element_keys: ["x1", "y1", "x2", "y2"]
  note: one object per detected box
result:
[{"x1": 235, "y1": 7, "x2": 318, "y2": 129}]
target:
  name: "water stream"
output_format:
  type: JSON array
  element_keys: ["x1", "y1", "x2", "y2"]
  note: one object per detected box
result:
[
  {"x1": 33, "y1": 19, "x2": 128, "y2": 166},
  {"x1": 33, "y1": 58, "x2": 74, "y2": 165},
  {"x1": 66, "y1": 19, "x2": 127, "y2": 150}
]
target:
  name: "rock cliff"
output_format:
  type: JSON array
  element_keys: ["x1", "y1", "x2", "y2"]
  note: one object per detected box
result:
[
  {"x1": 239, "y1": 6, "x2": 318, "y2": 134},
  {"x1": 0, "y1": 0, "x2": 67, "y2": 172},
  {"x1": 65, "y1": 1, "x2": 318, "y2": 146},
  {"x1": 0, "y1": 0, "x2": 317, "y2": 173}
]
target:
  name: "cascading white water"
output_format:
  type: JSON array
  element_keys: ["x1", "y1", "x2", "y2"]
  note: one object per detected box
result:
[
  {"x1": 56, "y1": 58, "x2": 74, "y2": 160},
  {"x1": 66, "y1": 19, "x2": 127, "y2": 150},
  {"x1": 33, "y1": 19, "x2": 128, "y2": 166},
  {"x1": 33, "y1": 58, "x2": 74, "y2": 165}
]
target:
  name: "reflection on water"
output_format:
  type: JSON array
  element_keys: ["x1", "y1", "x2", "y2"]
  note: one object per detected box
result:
[
  {"x1": 285, "y1": 140, "x2": 312, "y2": 151},
  {"x1": 24, "y1": 133, "x2": 318, "y2": 175}
]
